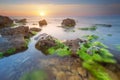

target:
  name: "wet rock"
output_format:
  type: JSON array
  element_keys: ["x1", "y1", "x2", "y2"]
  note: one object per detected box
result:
[
  {"x1": 14, "y1": 18, "x2": 27, "y2": 24},
  {"x1": 61, "y1": 18, "x2": 76, "y2": 27},
  {"x1": 35, "y1": 33, "x2": 57, "y2": 54},
  {"x1": 39, "y1": 19, "x2": 47, "y2": 26},
  {"x1": 30, "y1": 27, "x2": 41, "y2": 32},
  {"x1": 0, "y1": 26, "x2": 29, "y2": 37},
  {"x1": 42, "y1": 57, "x2": 89, "y2": 80},
  {"x1": 0, "y1": 34, "x2": 27, "y2": 56},
  {"x1": 0, "y1": 15, "x2": 13, "y2": 29},
  {"x1": 64, "y1": 38, "x2": 86, "y2": 57},
  {"x1": 35, "y1": 33, "x2": 86, "y2": 56}
]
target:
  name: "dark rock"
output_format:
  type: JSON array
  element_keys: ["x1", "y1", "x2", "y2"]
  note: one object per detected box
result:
[
  {"x1": 30, "y1": 27, "x2": 41, "y2": 32},
  {"x1": 35, "y1": 33, "x2": 85, "y2": 56},
  {"x1": 64, "y1": 38, "x2": 86, "y2": 57},
  {"x1": 39, "y1": 19, "x2": 47, "y2": 26},
  {"x1": 35, "y1": 33, "x2": 57, "y2": 54},
  {"x1": 61, "y1": 18, "x2": 76, "y2": 27},
  {"x1": 0, "y1": 15, "x2": 13, "y2": 29},
  {"x1": 14, "y1": 18, "x2": 27, "y2": 24},
  {"x1": 0, "y1": 26, "x2": 29, "y2": 37},
  {"x1": 0, "y1": 34, "x2": 27, "y2": 56},
  {"x1": 95, "y1": 24, "x2": 112, "y2": 27}
]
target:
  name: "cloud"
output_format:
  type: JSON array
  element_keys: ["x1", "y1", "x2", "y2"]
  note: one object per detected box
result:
[{"x1": 0, "y1": 0, "x2": 120, "y2": 5}]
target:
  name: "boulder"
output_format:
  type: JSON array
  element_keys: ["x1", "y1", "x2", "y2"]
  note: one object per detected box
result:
[
  {"x1": 0, "y1": 26, "x2": 29, "y2": 37},
  {"x1": 61, "y1": 18, "x2": 76, "y2": 27},
  {"x1": 35, "y1": 33, "x2": 86, "y2": 56},
  {"x1": 15, "y1": 18, "x2": 27, "y2": 24},
  {"x1": 64, "y1": 39, "x2": 86, "y2": 56},
  {"x1": 39, "y1": 19, "x2": 47, "y2": 26},
  {"x1": 0, "y1": 15, "x2": 13, "y2": 29},
  {"x1": 0, "y1": 34, "x2": 27, "y2": 56},
  {"x1": 30, "y1": 27, "x2": 41, "y2": 32},
  {"x1": 35, "y1": 33, "x2": 57, "y2": 54}
]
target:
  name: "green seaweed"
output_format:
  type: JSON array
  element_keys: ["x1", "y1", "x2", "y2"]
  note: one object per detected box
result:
[
  {"x1": 107, "y1": 34, "x2": 112, "y2": 36},
  {"x1": 31, "y1": 31, "x2": 38, "y2": 35},
  {"x1": 24, "y1": 39, "x2": 30, "y2": 48},
  {"x1": 78, "y1": 26, "x2": 97, "y2": 31},
  {"x1": 20, "y1": 70, "x2": 48, "y2": 80},
  {"x1": 6, "y1": 48, "x2": 16, "y2": 54},
  {"x1": 48, "y1": 40, "x2": 71, "y2": 56},
  {"x1": 77, "y1": 35, "x2": 116, "y2": 80},
  {"x1": 115, "y1": 44, "x2": 120, "y2": 51},
  {"x1": 0, "y1": 52, "x2": 3, "y2": 58}
]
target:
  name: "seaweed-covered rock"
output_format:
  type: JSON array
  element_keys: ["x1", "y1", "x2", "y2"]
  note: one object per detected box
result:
[
  {"x1": 64, "y1": 39, "x2": 86, "y2": 56},
  {"x1": 0, "y1": 34, "x2": 27, "y2": 56},
  {"x1": 0, "y1": 15, "x2": 13, "y2": 29},
  {"x1": 61, "y1": 18, "x2": 76, "y2": 27},
  {"x1": 39, "y1": 19, "x2": 47, "y2": 26},
  {"x1": 35, "y1": 33, "x2": 57, "y2": 54},
  {"x1": 35, "y1": 33, "x2": 86, "y2": 56}
]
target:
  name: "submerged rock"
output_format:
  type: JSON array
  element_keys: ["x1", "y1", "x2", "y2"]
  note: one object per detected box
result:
[
  {"x1": 39, "y1": 19, "x2": 47, "y2": 26},
  {"x1": 41, "y1": 57, "x2": 88, "y2": 80},
  {"x1": 0, "y1": 15, "x2": 13, "y2": 29},
  {"x1": 61, "y1": 18, "x2": 76, "y2": 27}
]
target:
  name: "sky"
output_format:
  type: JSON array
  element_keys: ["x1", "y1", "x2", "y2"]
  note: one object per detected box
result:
[{"x1": 0, "y1": 0, "x2": 120, "y2": 16}]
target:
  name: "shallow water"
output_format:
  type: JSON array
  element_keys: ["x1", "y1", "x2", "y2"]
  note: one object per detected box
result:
[{"x1": 0, "y1": 16, "x2": 120, "y2": 80}]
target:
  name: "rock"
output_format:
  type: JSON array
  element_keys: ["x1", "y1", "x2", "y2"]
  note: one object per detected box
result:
[
  {"x1": 30, "y1": 27, "x2": 41, "y2": 32},
  {"x1": 41, "y1": 57, "x2": 89, "y2": 80},
  {"x1": 0, "y1": 34, "x2": 27, "y2": 56},
  {"x1": 0, "y1": 26, "x2": 29, "y2": 37},
  {"x1": 39, "y1": 19, "x2": 47, "y2": 26},
  {"x1": 15, "y1": 18, "x2": 27, "y2": 24},
  {"x1": 95, "y1": 24, "x2": 112, "y2": 27},
  {"x1": 35, "y1": 33, "x2": 86, "y2": 56},
  {"x1": 61, "y1": 18, "x2": 76, "y2": 27},
  {"x1": 64, "y1": 38, "x2": 86, "y2": 57},
  {"x1": 35, "y1": 33, "x2": 57, "y2": 54},
  {"x1": 0, "y1": 15, "x2": 13, "y2": 29}
]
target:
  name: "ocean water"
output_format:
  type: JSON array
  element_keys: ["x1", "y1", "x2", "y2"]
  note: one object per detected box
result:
[{"x1": 11, "y1": 15, "x2": 120, "y2": 51}]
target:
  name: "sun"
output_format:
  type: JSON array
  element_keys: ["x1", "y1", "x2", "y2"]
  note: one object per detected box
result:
[{"x1": 39, "y1": 11, "x2": 45, "y2": 17}]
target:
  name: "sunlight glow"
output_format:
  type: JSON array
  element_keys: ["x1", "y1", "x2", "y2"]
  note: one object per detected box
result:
[{"x1": 39, "y1": 11, "x2": 45, "y2": 17}]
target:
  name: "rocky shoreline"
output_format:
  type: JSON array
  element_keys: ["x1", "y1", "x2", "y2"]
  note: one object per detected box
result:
[{"x1": 0, "y1": 15, "x2": 120, "y2": 80}]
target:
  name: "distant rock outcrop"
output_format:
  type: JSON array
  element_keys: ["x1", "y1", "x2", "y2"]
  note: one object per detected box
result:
[
  {"x1": 14, "y1": 18, "x2": 27, "y2": 24},
  {"x1": 61, "y1": 18, "x2": 76, "y2": 27},
  {"x1": 0, "y1": 15, "x2": 13, "y2": 29},
  {"x1": 30, "y1": 27, "x2": 41, "y2": 32},
  {"x1": 39, "y1": 19, "x2": 47, "y2": 26},
  {"x1": 95, "y1": 24, "x2": 112, "y2": 27}
]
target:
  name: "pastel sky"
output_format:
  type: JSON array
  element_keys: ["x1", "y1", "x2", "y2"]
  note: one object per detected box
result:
[{"x1": 0, "y1": 0, "x2": 120, "y2": 16}]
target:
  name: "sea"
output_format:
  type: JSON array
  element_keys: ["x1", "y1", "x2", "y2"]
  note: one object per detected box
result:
[{"x1": 11, "y1": 15, "x2": 120, "y2": 51}]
